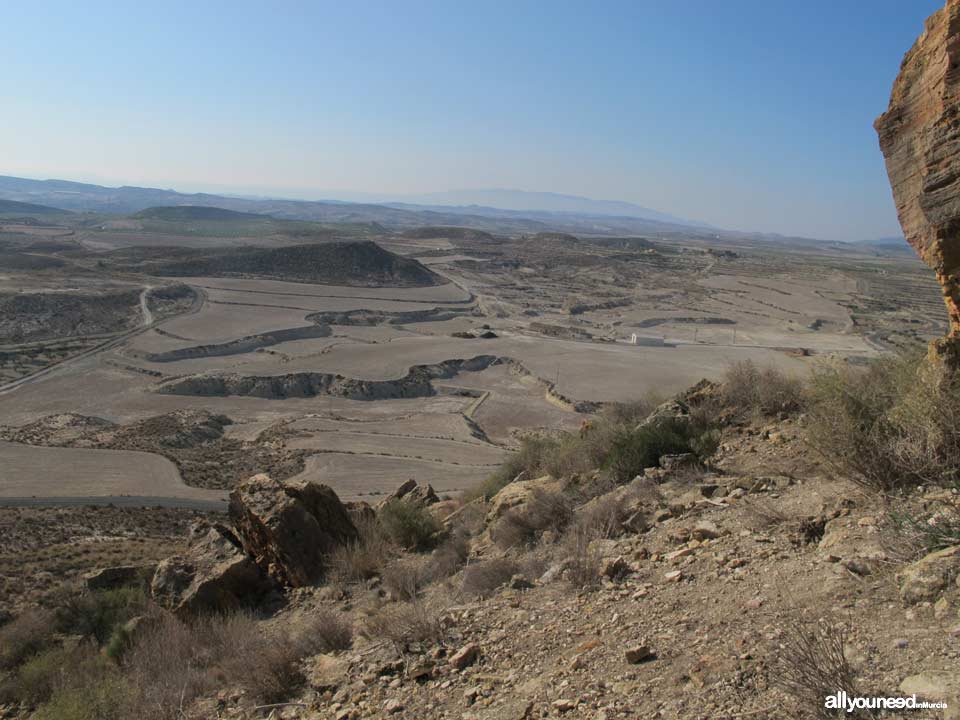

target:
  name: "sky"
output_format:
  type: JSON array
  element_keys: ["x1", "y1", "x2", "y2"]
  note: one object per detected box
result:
[{"x1": 0, "y1": 0, "x2": 944, "y2": 241}]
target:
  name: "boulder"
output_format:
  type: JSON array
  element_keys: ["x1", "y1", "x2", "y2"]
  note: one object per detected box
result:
[
  {"x1": 379, "y1": 479, "x2": 439, "y2": 510},
  {"x1": 229, "y1": 474, "x2": 358, "y2": 587},
  {"x1": 897, "y1": 545, "x2": 960, "y2": 605},
  {"x1": 450, "y1": 642, "x2": 481, "y2": 670},
  {"x1": 876, "y1": 0, "x2": 960, "y2": 363},
  {"x1": 150, "y1": 522, "x2": 269, "y2": 617},
  {"x1": 83, "y1": 564, "x2": 154, "y2": 591}
]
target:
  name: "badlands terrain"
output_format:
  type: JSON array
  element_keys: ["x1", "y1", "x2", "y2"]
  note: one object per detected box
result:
[
  {"x1": 0, "y1": 188, "x2": 957, "y2": 720},
  {"x1": 0, "y1": 202, "x2": 942, "y2": 512}
]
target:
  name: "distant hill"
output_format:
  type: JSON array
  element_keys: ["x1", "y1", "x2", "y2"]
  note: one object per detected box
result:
[
  {"x1": 853, "y1": 235, "x2": 914, "y2": 256},
  {"x1": 380, "y1": 189, "x2": 709, "y2": 227},
  {"x1": 141, "y1": 241, "x2": 443, "y2": 287},
  {"x1": 400, "y1": 227, "x2": 496, "y2": 242},
  {"x1": 133, "y1": 206, "x2": 270, "y2": 221},
  {"x1": 0, "y1": 198, "x2": 70, "y2": 216},
  {"x1": 0, "y1": 175, "x2": 717, "y2": 237}
]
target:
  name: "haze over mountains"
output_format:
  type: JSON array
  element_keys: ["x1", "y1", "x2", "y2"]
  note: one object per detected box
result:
[{"x1": 0, "y1": 174, "x2": 904, "y2": 247}]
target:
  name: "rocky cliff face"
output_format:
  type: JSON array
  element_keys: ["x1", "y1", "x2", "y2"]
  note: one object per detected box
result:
[{"x1": 876, "y1": 0, "x2": 960, "y2": 362}]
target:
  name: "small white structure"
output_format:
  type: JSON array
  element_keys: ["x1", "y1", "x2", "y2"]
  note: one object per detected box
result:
[{"x1": 629, "y1": 333, "x2": 665, "y2": 347}]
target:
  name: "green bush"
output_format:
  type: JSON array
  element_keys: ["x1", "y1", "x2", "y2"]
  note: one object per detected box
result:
[
  {"x1": 379, "y1": 501, "x2": 442, "y2": 551},
  {"x1": 467, "y1": 435, "x2": 559, "y2": 501},
  {"x1": 806, "y1": 353, "x2": 960, "y2": 491},
  {"x1": 4, "y1": 644, "x2": 128, "y2": 718},
  {"x1": 603, "y1": 417, "x2": 717, "y2": 482},
  {"x1": 33, "y1": 656, "x2": 129, "y2": 720},
  {"x1": 55, "y1": 586, "x2": 148, "y2": 645}
]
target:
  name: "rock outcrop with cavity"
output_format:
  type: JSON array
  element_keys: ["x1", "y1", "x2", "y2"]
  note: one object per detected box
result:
[
  {"x1": 876, "y1": 0, "x2": 960, "y2": 362},
  {"x1": 228, "y1": 474, "x2": 358, "y2": 587}
]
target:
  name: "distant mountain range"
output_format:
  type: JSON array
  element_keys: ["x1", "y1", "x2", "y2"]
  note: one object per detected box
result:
[
  {"x1": 0, "y1": 175, "x2": 713, "y2": 237},
  {"x1": 0, "y1": 175, "x2": 907, "y2": 251},
  {"x1": 319, "y1": 188, "x2": 709, "y2": 228}
]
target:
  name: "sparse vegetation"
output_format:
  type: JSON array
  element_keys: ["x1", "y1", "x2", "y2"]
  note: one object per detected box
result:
[
  {"x1": 461, "y1": 558, "x2": 521, "y2": 598},
  {"x1": 329, "y1": 516, "x2": 396, "y2": 583},
  {"x1": 360, "y1": 598, "x2": 449, "y2": 649},
  {"x1": 379, "y1": 500, "x2": 442, "y2": 551},
  {"x1": 806, "y1": 352, "x2": 960, "y2": 491},
  {"x1": 493, "y1": 489, "x2": 574, "y2": 548},
  {"x1": 603, "y1": 417, "x2": 717, "y2": 483},
  {"x1": 720, "y1": 360, "x2": 805, "y2": 419},
  {"x1": 771, "y1": 619, "x2": 862, "y2": 719}
]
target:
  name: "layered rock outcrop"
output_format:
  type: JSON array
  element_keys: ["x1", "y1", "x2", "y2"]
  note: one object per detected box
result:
[
  {"x1": 228, "y1": 474, "x2": 359, "y2": 587},
  {"x1": 876, "y1": 0, "x2": 960, "y2": 362}
]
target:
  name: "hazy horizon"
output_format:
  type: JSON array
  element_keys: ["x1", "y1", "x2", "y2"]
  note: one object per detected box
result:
[{"x1": 2, "y1": 0, "x2": 943, "y2": 241}]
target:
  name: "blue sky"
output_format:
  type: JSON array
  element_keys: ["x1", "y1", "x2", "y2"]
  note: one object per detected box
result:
[{"x1": 0, "y1": 0, "x2": 943, "y2": 240}]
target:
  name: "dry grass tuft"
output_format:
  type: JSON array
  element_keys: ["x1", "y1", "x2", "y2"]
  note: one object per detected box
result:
[
  {"x1": 770, "y1": 618, "x2": 862, "y2": 718},
  {"x1": 461, "y1": 557, "x2": 521, "y2": 598},
  {"x1": 360, "y1": 597, "x2": 450, "y2": 649}
]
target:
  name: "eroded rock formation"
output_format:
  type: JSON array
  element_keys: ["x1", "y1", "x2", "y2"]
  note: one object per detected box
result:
[
  {"x1": 876, "y1": 0, "x2": 960, "y2": 363},
  {"x1": 228, "y1": 474, "x2": 359, "y2": 587}
]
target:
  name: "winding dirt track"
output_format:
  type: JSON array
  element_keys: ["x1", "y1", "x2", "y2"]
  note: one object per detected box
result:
[{"x1": 0, "y1": 285, "x2": 205, "y2": 397}]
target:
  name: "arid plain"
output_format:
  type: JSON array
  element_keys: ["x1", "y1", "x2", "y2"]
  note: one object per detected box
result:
[{"x1": 0, "y1": 209, "x2": 943, "y2": 507}]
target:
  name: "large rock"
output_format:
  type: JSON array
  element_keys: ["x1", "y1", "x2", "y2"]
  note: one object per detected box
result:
[
  {"x1": 876, "y1": 0, "x2": 960, "y2": 362},
  {"x1": 83, "y1": 564, "x2": 154, "y2": 591},
  {"x1": 897, "y1": 544, "x2": 960, "y2": 605},
  {"x1": 229, "y1": 474, "x2": 358, "y2": 587},
  {"x1": 150, "y1": 522, "x2": 269, "y2": 617},
  {"x1": 378, "y1": 479, "x2": 440, "y2": 510}
]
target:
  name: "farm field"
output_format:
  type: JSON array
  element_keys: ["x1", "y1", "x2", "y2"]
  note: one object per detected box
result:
[{"x1": 0, "y1": 219, "x2": 943, "y2": 505}]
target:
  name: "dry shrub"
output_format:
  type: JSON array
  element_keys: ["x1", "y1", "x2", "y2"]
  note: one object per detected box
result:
[
  {"x1": 493, "y1": 489, "x2": 574, "y2": 549},
  {"x1": 423, "y1": 532, "x2": 470, "y2": 584},
  {"x1": 573, "y1": 479, "x2": 660, "y2": 540},
  {"x1": 563, "y1": 525, "x2": 602, "y2": 589},
  {"x1": 742, "y1": 497, "x2": 792, "y2": 531},
  {"x1": 382, "y1": 557, "x2": 427, "y2": 601},
  {"x1": 122, "y1": 613, "x2": 246, "y2": 719},
  {"x1": 880, "y1": 499, "x2": 960, "y2": 562},
  {"x1": 329, "y1": 516, "x2": 396, "y2": 584},
  {"x1": 770, "y1": 619, "x2": 862, "y2": 718},
  {"x1": 123, "y1": 609, "x2": 353, "y2": 717},
  {"x1": 722, "y1": 360, "x2": 804, "y2": 420},
  {"x1": 806, "y1": 353, "x2": 960, "y2": 492},
  {"x1": 360, "y1": 597, "x2": 449, "y2": 649},
  {"x1": 221, "y1": 611, "x2": 352, "y2": 703},
  {"x1": 0, "y1": 607, "x2": 56, "y2": 671},
  {"x1": 461, "y1": 557, "x2": 521, "y2": 598},
  {"x1": 601, "y1": 395, "x2": 661, "y2": 425}
]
